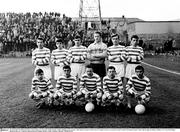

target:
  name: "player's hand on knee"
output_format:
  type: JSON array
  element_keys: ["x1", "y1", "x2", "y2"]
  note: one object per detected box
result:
[
  {"x1": 107, "y1": 93, "x2": 113, "y2": 100},
  {"x1": 62, "y1": 93, "x2": 67, "y2": 98},
  {"x1": 119, "y1": 94, "x2": 124, "y2": 100},
  {"x1": 140, "y1": 94, "x2": 146, "y2": 100},
  {"x1": 42, "y1": 92, "x2": 48, "y2": 97},
  {"x1": 72, "y1": 94, "x2": 77, "y2": 99},
  {"x1": 66, "y1": 93, "x2": 72, "y2": 98},
  {"x1": 85, "y1": 92, "x2": 90, "y2": 99},
  {"x1": 29, "y1": 92, "x2": 35, "y2": 99},
  {"x1": 76, "y1": 91, "x2": 82, "y2": 97},
  {"x1": 90, "y1": 92, "x2": 97, "y2": 98},
  {"x1": 102, "y1": 94, "x2": 107, "y2": 101},
  {"x1": 128, "y1": 89, "x2": 134, "y2": 97},
  {"x1": 128, "y1": 89, "x2": 134, "y2": 94},
  {"x1": 54, "y1": 93, "x2": 59, "y2": 99},
  {"x1": 112, "y1": 93, "x2": 118, "y2": 98},
  {"x1": 81, "y1": 89, "x2": 87, "y2": 94},
  {"x1": 97, "y1": 92, "x2": 102, "y2": 99}
]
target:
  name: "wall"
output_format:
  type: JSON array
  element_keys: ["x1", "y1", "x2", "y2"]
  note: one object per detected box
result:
[{"x1": 127, "y1": 21, "x2": 180, "y2": 48}]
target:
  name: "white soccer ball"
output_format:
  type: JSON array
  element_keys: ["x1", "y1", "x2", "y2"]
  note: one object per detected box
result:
[
  {"x1": 135, "y1": 104, "x2": 146, "y2": 114},
  {"x1": 85, "y1": 102, "x2": 95, "y2": 112}
]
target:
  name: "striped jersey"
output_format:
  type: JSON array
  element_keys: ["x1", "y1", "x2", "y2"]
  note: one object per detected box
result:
[
  {"x1": 68, "y1": 45, "x2": 87, "y2": 63},
  {"x1": 56, "y1": 75, "x2": 77, "y2": 93},
  {"x1": 51, "y1": 48, "x2": 69, "y2": 66},
  {"x1": 107, "y1": 45, "x2": 126, "y2": 63},
  {"x1": 80, "y1": 73, "x2": 101, "y2": 92},
  {"x1": 126, "y1": 74, "x2": 151, "y2": 96},
  {"x1": 88, "y1": 42, "x2": 107, "y2": 64},
  {"x1": 125, "y1": 46, "x2": 144, "y2": 63},
  {"x1": 103, "y1": 75, "x2": 123, "y2": 94},
  {"x1": 32, "y1": 47, "x2": 50, "y2": 66},
  {"x1": 31, "y1": 76, "x2": 53, "y2": 92}
]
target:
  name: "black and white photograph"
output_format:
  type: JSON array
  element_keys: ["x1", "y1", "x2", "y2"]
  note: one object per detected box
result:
[{"x1": 0, "y1": 0, "x2": 179, "y2": 131}]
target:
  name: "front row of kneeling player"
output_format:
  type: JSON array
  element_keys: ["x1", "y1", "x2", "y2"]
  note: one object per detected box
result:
[{"x1": 29, "y1": 64, "x2": 151, "y2": 114}]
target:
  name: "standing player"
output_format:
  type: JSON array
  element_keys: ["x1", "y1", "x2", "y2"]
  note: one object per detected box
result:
[
  {"x1": 53, "y1": 65, "x2": 78, "y2": 106},
  {"x1": 77, "y1": 64, "x2": 102, "y2": 105},
  {"x1": 29, "y1": 68, "x2": 54, "y2": 108},
  {"x1": 67, "y1": 35, "x2": 87, "y2": 79},
  {"x1": 124, "y1": 35, "x2": 144, "y2": 84},
  {"x1": 126, "y1": 65, "x2": 151, "y2": 108},
  {"x1": 107, "y1": 33, "x2": 126, "y2": 80},
  {"x1": 87, "y1": 31, "x2": 107, "y2": 78},
  {"x1": 51, "y1": 38, "x2": 69, "y2": 81},
  {"x1": 32, "y1": 37, "x2": 52, "y2": 79},
  {"x1": 102, "y1": 66, "x2": 124, "y2": 106}
]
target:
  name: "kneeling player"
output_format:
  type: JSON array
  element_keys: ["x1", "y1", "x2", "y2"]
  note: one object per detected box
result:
[
  {"x1": 102, "y1": 66, "x2": 124, "y2": 106},
  {"x1": 126, "y1": 65, "x2": 151, "y2": 108},
  {"x1": 29, "y1": 68, "x2": 54, "y2": 108},
  {"x1": 53, "y1": 65, "x2": 77, "y2": 106},
  {"x1": 76, "y1": 64, "x2": 102, "y2": 105}
]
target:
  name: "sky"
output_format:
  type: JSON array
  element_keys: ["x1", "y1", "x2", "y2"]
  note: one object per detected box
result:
[{"x1": 0, "y1": 0, "x2": 179, "y2": 21}]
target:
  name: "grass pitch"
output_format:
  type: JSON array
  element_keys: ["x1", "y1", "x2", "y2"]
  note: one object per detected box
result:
[{"x1": 0, "y1": 57, "x2": 179, "y2": 128}]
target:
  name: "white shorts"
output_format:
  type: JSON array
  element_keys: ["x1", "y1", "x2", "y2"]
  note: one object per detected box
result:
[
  {"x1": 70, "y1": 63, "x2": 85, "y2": 78},
  {"x1": 109, "y1": 62, "x2": 125, "y2": 78},
  {"x1": 125, "y1": 63, "x2": 140, "y2": 79},
  {"x1": 34, "y1": 65, "x2": 52, "y2": 79},
  {"x1": 54, "y1": 66, "x2": 64, "y2": 80}
]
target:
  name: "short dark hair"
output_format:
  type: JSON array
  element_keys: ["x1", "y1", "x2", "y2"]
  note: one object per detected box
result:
[
  {"x1": 94, "y1": 31, "x2": 102, "y2": 37},
  {"x1": 131, "y1": 35, "x2": 139, "y2": 40},
  {"x1": 63, "y1": 65, "x2": 71, "y2": 70},
  {"x1": 74, "y1": 34, "x2": 81, "y2": 40},
  {"x1": 37, "y1": 36, "x2": 44, "y2": 41},
  {"x1": 107, "y1": 66, "x2": 116, "y2": 71},
  {"x1": 56, "y1": 38, "x2": 63, "y2": 43},
  {"x1": 35, "y1": 68, "x2": 43, "y2": 75},
  {"x1": 135, "y1": 65, "x2": 144, "y2": 72},
  {"x1": 111, "y1": 33, "x2": 119, "y2": 39},
  {"x1": 86, "y1": 64, "x2": 93, "y2": 69}
]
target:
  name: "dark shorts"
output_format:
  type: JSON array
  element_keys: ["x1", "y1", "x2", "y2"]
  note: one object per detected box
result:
[{"x1": 90, "y1": 63, "x2": 106, "y2": 78}]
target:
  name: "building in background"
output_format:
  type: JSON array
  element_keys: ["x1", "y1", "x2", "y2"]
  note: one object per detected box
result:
[{"x1": 127, "y1": 21, "x2": 180, "y2": 49}]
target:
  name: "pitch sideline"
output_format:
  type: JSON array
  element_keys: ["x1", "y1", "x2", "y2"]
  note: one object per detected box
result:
[
  {"x1": 0, "y1": 63, "x2": 10, "y2": 66},
  {"x1": 142, "y1": 62, "x2": 180, "y2": 76}
]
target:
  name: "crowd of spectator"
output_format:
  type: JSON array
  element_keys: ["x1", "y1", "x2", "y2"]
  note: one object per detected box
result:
[
  {"x1": 0, "y1": 12, "x2": 83, "y2": 55},
  {"x1": 0, "y1": 12, "x2": 179, "y2": 57},
  {"x1": 154, "y1": 38, "x2": 177, "y2": 55}
]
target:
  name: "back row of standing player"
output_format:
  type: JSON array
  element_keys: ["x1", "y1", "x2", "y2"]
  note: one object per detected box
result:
[{"x1": 32, "y1": 31, "x2": 144, "y2": 85}]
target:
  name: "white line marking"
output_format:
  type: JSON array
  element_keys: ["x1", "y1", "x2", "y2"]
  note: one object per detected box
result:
[
  {"x1": 0, "y1": 63, "x2": 10, "y2": 66},
  {"x1": 142, "y1": 62, "x2": 180, "y2": 76}
]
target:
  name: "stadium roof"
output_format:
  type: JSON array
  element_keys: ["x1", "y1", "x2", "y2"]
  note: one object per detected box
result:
[
  {"x1": 72, "y1": 17, "x2": 143, "y2": 23},
  {"x1": 128, "y1": 20, "x2": 180, "y2": 24}
]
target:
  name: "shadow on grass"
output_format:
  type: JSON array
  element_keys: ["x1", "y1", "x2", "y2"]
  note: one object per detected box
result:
[{"x1": 145, "y1": 105, "x2": 166, "y2": 115}]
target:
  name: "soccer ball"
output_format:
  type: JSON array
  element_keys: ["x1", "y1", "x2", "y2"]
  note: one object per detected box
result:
[
  {"x1": 135, "y1": 104, "x2": 146, "y2": 114},
  {"x1": 85, "y1": 102, "x2": 95, "y2": 112}
]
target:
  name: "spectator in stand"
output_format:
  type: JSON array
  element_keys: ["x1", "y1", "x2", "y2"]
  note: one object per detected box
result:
[{"x1": 0, "y1": 12, "x2": 78, "y2": 55}]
